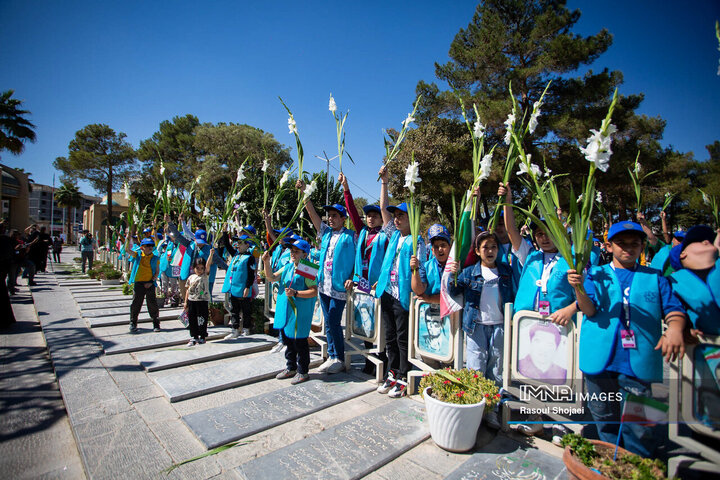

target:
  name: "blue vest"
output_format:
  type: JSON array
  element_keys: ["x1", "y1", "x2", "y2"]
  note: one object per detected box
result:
[
  {"x1": 424, "y1": 257, "x2": 443, "y2": 295},
  {"x1": 180, "y1": 242, "x2": 218, "y2": 289},
  {"x1": 650, "y1": 244, "x2": 672, "y2": 274},
  {"x1": 271, "y1": 245, "x2": 291, "y2": 271},
  {"x1": 375, "y1": 231, "x2": 423, "y2": 311},
  {"x1": 670, "y1": 258, "x2": 720, "y2": 335},
  {"x1": 514, "y1": 251, "x2": 575, "y2": 314},
  {"x1": 158, "y1": 241, "x2": 177, "y2": 278},
  {"x1": 317, "y1": 227, "x2": 356, "y2": 293},
  {"x1": 497, "y1": 243, "x2": 522, "y2": 291},
  {"x1": 221, "y1": 253, "x2": 253, "y2": 298},
  {"x1": 273, "y1": 263, "x2": 316, "y2": 339},
  {"x1": 579, "y1": 264, "x2": 664, "y2": 381},
  {"x1": 128, "y1": 251, "x2": 159, "y2": 286},
  {"x1": 353, "y1": 228, "x2": 387, "y2": 285}
]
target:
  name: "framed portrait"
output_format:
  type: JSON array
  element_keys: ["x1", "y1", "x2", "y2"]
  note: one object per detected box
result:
[
  {"x1": 311, "y1": 298, "x2": 324, "y2": 328},
  {"x1": 511, "y1": 311, "x2": 577, "y2": 387},
  {"x1": 411, "y1": 298, "x2": 455, "y2": 363},
  {"x1": 348, "y1": 291, "x2": 378, "y2": 342},
  {"x1": 680, "y1": 337, "x2": 720, "y2": 440}
]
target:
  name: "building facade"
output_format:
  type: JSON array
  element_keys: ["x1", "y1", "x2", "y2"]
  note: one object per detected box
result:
[
  {"x1": 0, "y1": 165, "x2": 30, "y2": 231},
  {"x1": 28, "y1": 182, "x2": 99, "y2": 241}
]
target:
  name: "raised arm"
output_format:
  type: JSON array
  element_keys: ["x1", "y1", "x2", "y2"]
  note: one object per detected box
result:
[
  {"x1": 636, "y1": 211, "x2": 658, "y2": 246},
  {"x1": 262, "y1": 251, "x2": 280, "y2": 283},
  {"x1": 297, "y1": 180, "x2": 322, "y2": 233},
  {"x1": 660, "y1": 211, "x2": 671, "y2": 244},
  {"x1": 339, "y1": 173, "x2": 363, "y2": 232},
  {"x1": 165, "y1": 215, "x2": 190, "y2": 248},
  {"x1": 205, "y1": 248, "x2": 215, "y2": 271},
  {"x1": 379, "y1": 165, "x2": 392, "y2": 226},
  {"x1": 263, "y1": 209, "x2": 277, "y2": 244},
  {"x1": 498, "y1": 182, "x2": 522, "y2": 251}
]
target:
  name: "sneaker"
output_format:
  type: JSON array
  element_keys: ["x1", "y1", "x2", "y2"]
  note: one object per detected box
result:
[
  {"x1": 316, "y1": 357, "x2": 336, "y2": 373},
  {"x1": 187, "y1": 339, "x2": 198, "y2": 347},
  {"x1": 276, "y1": 368, "x2": 296, "y2": 379},
  {"x1": 291, "y1": 373, "x2": 309, "y2": 385},
  {"x1": 388, "y1": 379, "x2": 407, "y2": 398},
  {"x1": 516, "y1": 422, "x2": 544, "y2": 436},
  {"x1": 270, "y1": 342, "x2": 285, "y2": 354},
  {"x1": 225, "y1": 328, "x2": 240, "y2": 340},
  {"x1": 129, "y1": 324, "x2": 138, "y2": 333},
  {"x1": 241, "y1": 328, "x2": 250, "y2": 336},
  {"x1": 377, "y1": 371, "x2": 397, "y2": 394},
  {"x1": 552, "y1": 425, "x2": 570, "y2": 446},
  {"x1": 485, "y1": 409, "x2": 502, "y2": 430},
  {"x1": 326, "y1": 358, "x2": 344, "y2": 374},
  {"x1": 198, "y1": 337, "x2": 206, "y2": 344}
]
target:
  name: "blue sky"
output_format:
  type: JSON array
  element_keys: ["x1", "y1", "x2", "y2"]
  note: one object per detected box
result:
[{"x1": 1, "y1": 1, "x2": 718, "y2": 204}]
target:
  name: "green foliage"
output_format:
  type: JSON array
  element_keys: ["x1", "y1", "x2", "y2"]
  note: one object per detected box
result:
[
  {"x1": 560, "y1": 433, "x2": 599, "y2": 467},
  {"x1": 0, "y1": 89, "x2": 37, "y2": 156},
  {"x1": 122, "y1": 282, "x2": 134, "y2": 296},
  {"x1": 419, "y1": 368, "x2": 500, "y2": 409},
  {"x1": 87, "y1": 263, "x2": 122, "y2": 280}
]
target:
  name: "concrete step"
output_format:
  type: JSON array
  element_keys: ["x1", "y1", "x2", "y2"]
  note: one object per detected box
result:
[
  {"x1": 98, "y1": 324, "x2": 232, "y2": 355},
  {"x1": 87, "y1": 308, "x2": 184, "y2": 327}
]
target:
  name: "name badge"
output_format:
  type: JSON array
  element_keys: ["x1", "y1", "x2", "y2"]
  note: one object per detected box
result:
[
  {"x1": 390, "y1": 271, "x2": 397, "y2": 283},
  {"x1": 538, "y1": 300, "x2": 550, "y2": 316},
  {"x1": 620, "y1": 329, "x2": 637, "y2": 349},
  {"x1": 357, "y1": 277, "x2": 371, "y2": 294}
]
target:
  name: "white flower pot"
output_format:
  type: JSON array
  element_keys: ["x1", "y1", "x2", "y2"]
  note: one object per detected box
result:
[{"x1": 423, "y1": 387, "x2": 486, "y2": 452}]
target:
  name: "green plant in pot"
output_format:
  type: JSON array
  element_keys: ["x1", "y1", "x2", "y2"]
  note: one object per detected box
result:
[
  {"x1": 208, "y1": 301, "x2": 226, "y2": 326},
  {"x1": 419, "y1": 368, "x2": 500, "y2": 452}
]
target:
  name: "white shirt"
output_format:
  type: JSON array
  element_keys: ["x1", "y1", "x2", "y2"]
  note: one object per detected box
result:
[{"x1": 478, "y1": 266, "x2": 503, "y2": 325}]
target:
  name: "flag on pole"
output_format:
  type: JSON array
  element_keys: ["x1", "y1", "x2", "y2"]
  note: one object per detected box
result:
[
  {"x1": 296, "y1": 259, "x2": 319, "y2": 280},
  {"x1": 440, "y1": 190, "x2": 475, "y2": 318},
  {"x1": 171, "y1": 245, "x2": 186, "y2": 267},
  {"x1": 620, "y1": 394, "x2": 668, "y2": 425}
]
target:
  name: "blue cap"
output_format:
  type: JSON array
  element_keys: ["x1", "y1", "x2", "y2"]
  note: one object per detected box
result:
[
  {"x1": 681, "y1": 225, "x2": 716, "y2": 251},
  {"x1": 607, "y1": 222, "x2": 646, "y2": 241},
  {"x1": 363, "y1": 204, "x2": 381, "y2": 215},
  {"x1": 273, "y1": 227, "x2": 293, "y2": 236},
  {"x1": 156, "y1": 232, "x2": 164, "y2": 239},
  {"x1": 291, "y1": 239, "x2": 311, "y2": 254},
  {"x1": 242, "y1": 225, "x2": 257, "y2": 235},
  {"x1": 195, "y1": 229, "x2": 208, "y2": 245},
  {"x1": 140, "y1": 238, "x2": 155, "y2": 246},
  {"x1": 427, "y1": 224, "x2": 451, "y2": 244},
  {"x1": 237, "y1": 234, "x2": 250, "y2": 241},
  {"x1": 142, "y1": 227, "x2": 152, "y2": 234},
  {"x1": 669, "y1": 244, "x2": 683, "y2": 271},
  {"x1": 386, "y1": 203, "x2": 408, "y2": 214},
  {"x1": 673, "y1": 230, "x2": 686, "y2": 239},
  {"x1": 283, "y1": 234, "x2": 302, "y2": 244},
  {"x1": 592, "y1": 237, "x2": 601, "y2": 243},
  {"x1": 323, "y1": 204, "x2": 348, "y2": 217}
]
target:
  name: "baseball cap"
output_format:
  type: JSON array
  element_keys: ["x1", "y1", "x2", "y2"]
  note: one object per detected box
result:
[
  {"x1": 607, "y1": 222, "x2": 646, "y2": 241},
  {"x1": 427, "y1": 224, "x2": 451, "y2": 244},
  {"x1": 322, "y1": 204, "x2": 348, "y2": 217},
  {"x1": 681, "y1": 225, "x2": 715, "y2": 251},
  {"x1": 156, "y1": 232, "x2": 164, "y2": 239},
  {"x1": 673, "y1": 230, "x2": 686, "y2": 240},
  {"x1": 142, "y1": 227, "x2": 152, "y2": 234},
  {"x1": 140, "y1": 238, "x2": 155, "y2": 246},
  {"x1": 363, "y1": 204, "x2": 381, "y2": 215},
  {"x1": 195, "y1": 229, "x2": 208, "y2": 245},
  {"x1": 291, "y1": 239, "x2": 311, "y2": 254},
  {"x1": 242, "y1": 225, "x2": 257, "y2": 235},
  {"x1": 237, "y1": 234, "x2": 250, "y2": 241},
  {"x1": 386, "y1": 203, "x2": 408, "y2": 214},
  {"x1": 273, "y1": 227, "x2": 293, "y2": 236}
]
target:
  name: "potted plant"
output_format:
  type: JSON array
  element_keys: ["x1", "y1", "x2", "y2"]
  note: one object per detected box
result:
[
  {"x1": 560, "y1": 433, "x2": 669, "y2": 480},
  {"x1": 419, "y1": 368, "x2": 500, "y2": 452},
  {"x1": 208, "y1": 301, "x2": 226, "y2": 326},
  {"x1": 155, "y1": 291, "x2": 166, "y2": 309}
]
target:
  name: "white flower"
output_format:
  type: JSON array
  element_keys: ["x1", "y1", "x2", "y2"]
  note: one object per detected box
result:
[
  {"x1": 503, "y1": 113, "x2": 515, "y2": 145},
  {"x1": 402, "y1": 114, "x2": 415, "y2": 128},
  {"x1": 159, "y1": 159, "x2": 165, "y2": 176},
  {"x1": 529, "y1": 100, "x2": 541, "y2": 134},
  {"x1": 473, "y1": 120, "x2": 485, "y2": 139},
  {"x1": 236, "y1": 166, "x2": 245, "y2": 183},
  {"x1": 577, "y1": 193, "x2": 584, "y2": 204},
  {"x1": 279, "y1": 169, "x2": 291, "y2": 187},
  {"x1": 203, "y1": 207, "x2": 210, "y2": 217},
  {"x1": 703, "y1": 192, "x2": 711, "y2": 205},
  {"x1": 596, "y1": 191, "x2": 603, "y2": 203},
  {"x1": 133, "y1": 213, "x2": 139, "y2": 224},
  {"x1": 664, "y1": 192, "x2": 671, "y2": 198},
  {"x1": 479, "y1": 153, "x2": 493, "y2": 181},
  {"x1": 262, "y1": 159, "x2": 269, "y2": 172},
  {"x1": 166, "y1": 184, "x2": 171, "y2": 196},
  {"x1": 437, "y1": 205, "x2": 442, "y2": 216},
  {"x1": 195, "y1": 175, "x2": 202, "y2": 184},
  {"x1": 580, "y1": 125, "x2": 616, "y2": 173},
  {"x1": 288, "y1": 115, "x2": 297, "y2": 135},
  {"x1": 544, "y1": 167, "x2": 552, "y2": 178},
  {"x1": 517, "y1": 162, "x2": 541, "y2": 177},
  {"x1": 328, "y1": 94, "x2": 337, "y2": 114},
  {"x1": 404, "y1": 161, "x2": 421, "y2": 193},
  {"x1": 634, "y1": 162, "x2": 641, "y2": 174},
  {"x1": 124, "y1": 183, "x2": 130, "y2": 200},
  {"x1": 303, "y1": 179, "x2": 317, "y2": 201}
]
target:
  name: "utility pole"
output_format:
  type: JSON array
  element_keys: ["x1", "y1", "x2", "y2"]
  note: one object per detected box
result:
[{"x1": 313, "y1": 151, "x2": 340, "y2": 207}]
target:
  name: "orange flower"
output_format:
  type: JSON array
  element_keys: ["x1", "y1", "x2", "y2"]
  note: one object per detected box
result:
[
  {"x1": 457, "y1": 391, "x2": 465, "y2": 397},
  {"x1": 443, "y1": 380, "x2": 451, "y2": 384}
]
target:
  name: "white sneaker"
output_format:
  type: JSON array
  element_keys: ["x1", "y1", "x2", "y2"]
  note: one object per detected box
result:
[
  {"x1": 388, "y1": 379, "x2": 407, "y2": 398},
  {"x1": 241, "y1": 328, "x2": 250, "y2": 336},
  {"x1": 326, "y1": 358, "x2": 344, "y2": 374},
  {"x1": 270, "y1": 342, "x2": 285, "y2": 353},
  {"x1": 377, "y1": 371, "x2": 396, "y2": 394},
  {"x1": 224, "y1": 329, "x2": 240, "y2": 340},
  {"x1": 316, "y1": 357, "x2": 336, "y2": 373}
]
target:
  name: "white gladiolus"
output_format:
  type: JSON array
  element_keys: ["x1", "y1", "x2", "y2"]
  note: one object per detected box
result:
[
  {"x1": 529, "y1": 100, "x2": 541, "y2": 134},
  {"x1": 203, "y1": 207, "x2": 210, "y2": 217},
  {"x1": 262, "y1": 159, "x2": 269, "y2": 172},
  {"x1": 437, "y1": 205, "x2": 442, "y2": 216},
  {"x1": 473, "y1": 120, "x2": 485, "y2": 139},
  {"x1": 503, "y1": 113, "x2": 515, "y2": 145},
  {"x1": 664, "y1": 192, "x2": 671, "y2": 198},
  {"x1": 195, "y1": 175, "x2": 202, "y2": 184},
  {"x1": 404, "y1": 161, "x2": 421, "y2": 193},
  {"x1": 288, "y1": 115, "x2": 297, "y2": 135},
  {"x1": 577, "y1": 193, "x2": 584, "y2": 204},
  {"x1": 159, "y1": 159, "x2": 165, "y2": 176},
  {"x1": 480, "y1": 153, "x2": 492, "y2": 181},
  {"x1": 124, "y1": 183, "x2": 130, "y2": 200},
  {"x1": 402, "y1": 114, "x2": 415, "y2": 128},
  {"x1": 596, "y1": 191, "x2": 603, "y2": 203},
  {"x1": 518, "y1": 162, "x2": 541, "y2": 177},
  {"x1": 703, "y1": 192, "x2": 711, "y2": 205},
  {"x1": 544, "y1": 167, "x2": 552, "y2": 178},
  {"x1": 303, "y1": 179, "x2": 317, "y2": 201},
  {"x1": 634, "y1": 162, "x2": 641, "y2": 174},
  {"x1": 279, "y1": 169, "x2": 291, "y2": 186},
  {"x1": 328, "y1": 94, "x2": 337, "y2": 114},
  {"x1": 236, "y1": 166, "x2": 245, "y2": 183},
  {"x1": 580, "y1": 124, "x2": 616, "y2": 172}
]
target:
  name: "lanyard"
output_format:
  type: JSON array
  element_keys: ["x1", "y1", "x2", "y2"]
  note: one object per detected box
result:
[
  {"x1": 610, "y1": 264, "x2": 632, "y2": 329},
  {"x1": 533, "y1": 253, "x2": 558, "y2": 310}
]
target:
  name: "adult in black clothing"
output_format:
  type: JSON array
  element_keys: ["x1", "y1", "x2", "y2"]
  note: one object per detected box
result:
[
  {"x1": 32, "y1": 226, "x2": 52, "y2": 272},
  {"x1": 22, "y1": 225, "x2": 40, "y2": 286},
  {"x1": 7, "y1": 230, "x2": 25, "y2": 294},
  {"x1": 0, "y1": 222, "x2": 17, "y2": 328},
  {"x1": 52, "y1": 236, "x2": 63, "y2": 263}
]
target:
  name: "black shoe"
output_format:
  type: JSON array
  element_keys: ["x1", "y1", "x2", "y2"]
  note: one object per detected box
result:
[
  {"x1": 129, "y1": 324, "x2": 138, "y2": 333},
  {"x1": 28, "y1": 281, "x2": 37, "y2": 286}
]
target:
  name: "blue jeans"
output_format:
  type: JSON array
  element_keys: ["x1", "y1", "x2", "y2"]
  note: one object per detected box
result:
[
  {"x1": 584, "y1": 372, "x2": 662, "y2": 458},
  {"x1": 319, "y1": 293, "x2": 345, "y2": 360},
  {"x1": 466, "y1": 323, "x2": 504, "y2": 384}
]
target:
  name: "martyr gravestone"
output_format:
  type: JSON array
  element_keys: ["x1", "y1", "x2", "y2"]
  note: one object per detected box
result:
[
  {"x1": 100, "y1": 326, "x2": 231, "y2": 355},
  {"x1": 88, "y1": 308, "x2": 183, "y2": 327}
]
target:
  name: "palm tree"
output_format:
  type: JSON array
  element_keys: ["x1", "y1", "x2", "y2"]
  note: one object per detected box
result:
[
  {"x1": 55, "y1": 183, "x2": 82, "y2": 240},
  {"x1": 0, "y1": 90, "x2": 37, "y2": 157}
]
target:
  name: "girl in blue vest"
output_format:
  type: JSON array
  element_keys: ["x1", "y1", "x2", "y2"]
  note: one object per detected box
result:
[
  {"x1": 126, "y1": 237, "x2": 161, "y2": 333},
  {"x1": 183, "y1": 249, "x2": 217, "y2": 346},
  {"x1": 157, "y1": 232, "x2": 180, "y2": 307},
  {"x1": 299, "y1": 180, "x2": 357, "y2": 375},
  {"x1": 447, "y1": 231, "x2": 516, "y2": 383},
  {"x1": 375, "y1": 166, "x2": 427, "y2": 398},
  {"x1": 570, "y1": 221, "x2": 686, "y2": 458},
  {"x1": 221, "y1": 234, "x2": 257, "y2": 339},
  {"x1": 414, "y1": 224, "x2": 451, "y2": 304},
  {"x1": 262, "y1": 239, "x2": 318, "y2": 385}
]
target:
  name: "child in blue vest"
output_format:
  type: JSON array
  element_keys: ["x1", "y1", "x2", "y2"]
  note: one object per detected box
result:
[
  {"x1": 299, "y1": 179, "x2": 357, "y2": 375},
  {"x1": 184, "y1": 250, "x2": 216, "y2": 346},
  {"x1": 570, "y1": 221, "x2": 686, "y2": 458},
  {"x1": 222, "y1": 234, "x2": 257, "y2": 339},
  {"x1": 414, "y1": 224, "x2": 451, "y2": 304},
  {"x1": 263, "y1": 239, "x2": 318, "y2": 385},
  {"x1": 157, "y1": 232, "x2": 180, "y2": 307},
  {"x1": 126, "y1": 237, "x2": 161, "y2": 333},
  {"x1": 447, "y1": 231, "x2": 516, "y2": 383}
]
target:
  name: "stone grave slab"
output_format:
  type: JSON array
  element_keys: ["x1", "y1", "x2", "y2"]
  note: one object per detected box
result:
[
  {"x1": 444, "y1": 435, "x2": 567, "y2": 480},
  {"x1": 100, "y1": 326, "x2": 232, "y2": 355},
  {"x1": 57, "y1": 280, "x2": 101, "y2": 286},
  {"x1": 82, "y1": 306, "x2": 156, "y2": 318},
  {"x1": 79, "y1": 299, "x2": 135, "y2": 310},
  {"x1": 135, "y1": 334, "x2": 277, "y2": 371},
  {"x1": 235, "y1": 398, "x2": 429, "y2": 480},
  {"x1": 184, "y1": 375, "x2": 377, "y2": 448},
  {"x1": 73, "y1": 290, "x2": 128, "y2": 299},
  {"x1": 152, "y1": 352, "x2": 322, "y2": 402},
  {"x1": 75, "y1": 295, "x2": 128, "y2": 304},
  {"x1": 87, "y1": 308, "x2": 183, "y2": 327}
]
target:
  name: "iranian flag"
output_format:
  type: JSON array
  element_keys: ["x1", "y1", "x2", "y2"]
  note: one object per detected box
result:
[
  {"x1": 621, "y1": 394, "x2": 668, "y2": 425},
  {"x1": 296, "y1": 259, "x2": 319, "y2": 280},
  {"x1": 171, "y1": 244, "x2": 186, "y2": 267},
  {"x1": 440, "y1": 190, "x2": 475, "y2": 318}
]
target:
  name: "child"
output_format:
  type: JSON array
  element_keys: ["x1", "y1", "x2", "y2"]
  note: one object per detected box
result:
[
  {"x1": 570, "y1": 221, "x2": 686, "y2": 458},
  {"x1": 263, "y1": 239, "x2": 318, "y2": 385},
  {"x1": 447, "y1": 231, "x2": 516, "y2": 383},
  {"x1": 157, "y1": 232, "x2": 179, "y2": 307},
  {"x1": 184, "y1": 249, "x2": 216, "y2": 346},
  {"x1": 126, "y1": 237, "x2": 161, "y2": 333},
  {"x1": 221, "y1": 235, "x2": 256, "y2": 338},
  {"x1": 414, "y1": 224, "x2": 452, "y2": 304}
]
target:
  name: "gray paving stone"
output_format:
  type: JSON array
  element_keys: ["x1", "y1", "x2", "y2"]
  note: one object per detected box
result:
[
  {"x1": 100, "y1": 326, "x2": 232, "y2": 355},
  {"x1": 135, "y1": 335, "x2": 276, "y2": 371},
  {"x1": 152, "y1": 352, "x2": 322, "y2": 402},
  {"x1": 57, "y1": 280, "x2": 101, "y2": 286},
  {"x1": 183, "y1": 374, "x2": 377, "y2": 448},
  {"x1": 73, "y1": 290, "x2": 129, "y2": 298},
  {"x1": 79, "y1": 299, "x2": 137, "y2": 309},
  {"x1": 74, "y1": 294, "x2": 129, "y2": 303},
  {"x1": 444, "y1": 435, "x2": 566, "y2": 480},
  {"x1": 88, "y1": 308, "x2": 183, "y2": 327},
  {"x1": 81, "y1": 306, "x2": 156, "y2": 318},
  {"x1": 235, "y1": 398, "x2": 429, "y2": 480}
]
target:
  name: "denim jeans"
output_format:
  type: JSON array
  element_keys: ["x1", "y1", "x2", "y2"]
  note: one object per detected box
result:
[
  {"x1": 466, "y1": 323, "x2": 504, "y2": 384},
  {"x1": 584, "y1": 371, "x2": 662, "y2": 458},
  {"x1": 319, "y1": 293, "x2": 345, "y2": 360}
]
